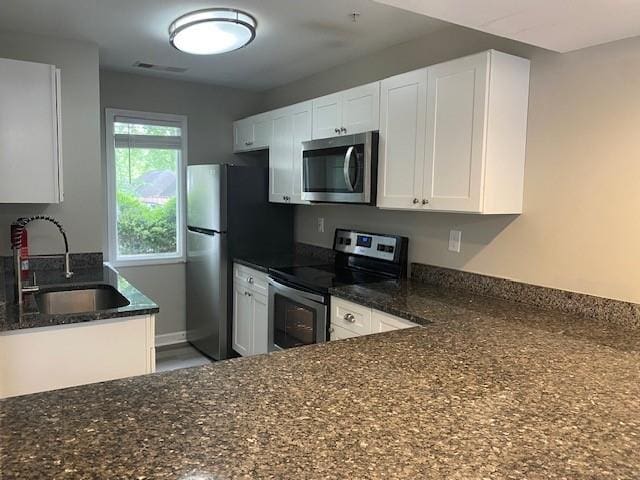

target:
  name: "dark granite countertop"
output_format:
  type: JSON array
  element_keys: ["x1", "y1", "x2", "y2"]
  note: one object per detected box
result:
[
  {"x1": 2, "y1": 276, "x2": 640, "y2": 478},
  {"x1": 330, "y1": 278, "x2": 640, "y2": 352},
  {"x1": 0, "y1": 264, "x2": 158, "y2": 332}
]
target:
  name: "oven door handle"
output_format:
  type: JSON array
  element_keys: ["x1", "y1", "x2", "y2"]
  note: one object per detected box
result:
[
  {"x1": 268, "y1": 277, "x2": 326, "y2": 304},
  {"x1": 343, "y1": 146, "x2": 357, "y2": 192}
]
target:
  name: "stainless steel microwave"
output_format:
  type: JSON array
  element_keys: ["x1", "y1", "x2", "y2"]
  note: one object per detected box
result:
[{"x1": 301, "y1": 131, "x2": 378, "y2": 204}]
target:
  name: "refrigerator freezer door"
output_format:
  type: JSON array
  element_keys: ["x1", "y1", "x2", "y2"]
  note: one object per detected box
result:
[
  {"x1": 186, "y1": 228, "x2": 228, "y2": 360},
  {"x1": 187, "y1": 164, "x2": 226, "y2": 231}
]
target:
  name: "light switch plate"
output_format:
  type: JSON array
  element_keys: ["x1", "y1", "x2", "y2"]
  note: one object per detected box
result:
[
  {"x1": 318, "y1": 217, "x2": 325, "y2": 233},
  {"x1": 449, "y1": 230, "x2": 462, "y2": 253}
]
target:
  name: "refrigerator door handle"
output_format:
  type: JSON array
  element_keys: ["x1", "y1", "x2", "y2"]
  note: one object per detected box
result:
[{"x1": 187, "y1": 225, "x2": 226, "y2": 235}]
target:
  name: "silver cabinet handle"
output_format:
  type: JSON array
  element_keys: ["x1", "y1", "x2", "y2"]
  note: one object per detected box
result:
[
  {"x1": 412, "y1": 198, "x2": 419, "y2": 204},
  {"x1": 334, "y1": 128, "x2": 341, "y2": 134},
  {"x1": 341, "y1": 127, "x2": 347, "y2": 134},
  {"x1": 245, "y1": 141, "x2": 253, "y2": 146},
  {"x1": 422, "y1": 199, "x2": 429, "y2": 205},
  {"x1": 343, "y1": 313, "x2": 356, "y2": 323},
  {"x1": 247, "y1": 276, "x2": 254, "y2": 284},
  {"x1": 329, "y1": 327, "x2": 335, "y2": 334},
  {"x1": 244, "y1": 291, "x2": 252, "y2": 297}
]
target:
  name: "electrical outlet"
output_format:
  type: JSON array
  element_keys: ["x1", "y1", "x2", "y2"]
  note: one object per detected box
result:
[
  {"x1": 448, "y1": 230, "x2": 462, "y2": 253},
  {"x1": 317, "y1": 217, "x2": 325, "y2": 233}
]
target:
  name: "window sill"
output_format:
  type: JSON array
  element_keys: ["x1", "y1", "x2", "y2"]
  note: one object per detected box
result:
[{"x1": 108, "y1": 257, "x2": 186, "y2": 269}]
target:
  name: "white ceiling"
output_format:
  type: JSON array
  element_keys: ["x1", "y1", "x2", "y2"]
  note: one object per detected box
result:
[
  {"x1": 372, "y1": 0, "x2": 640, "y2": 53},
  {"x1": 0, "y1": 0, "x2": 447, "y2": 90}
]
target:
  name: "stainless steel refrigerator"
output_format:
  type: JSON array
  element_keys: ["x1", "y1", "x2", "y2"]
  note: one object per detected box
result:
[{"x1": 186, "y1": 164, "x2": 293, "y2": 360}]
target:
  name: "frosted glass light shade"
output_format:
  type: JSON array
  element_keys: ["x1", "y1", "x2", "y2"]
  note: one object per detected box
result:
[{"x1": 169, "y1": 9, "x2": 257, "y2": 55}]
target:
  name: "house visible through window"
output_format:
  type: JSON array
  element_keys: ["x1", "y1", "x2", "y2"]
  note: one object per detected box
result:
[{"x1": 106, "y1": 109, "x2": 187, "y2": 265}]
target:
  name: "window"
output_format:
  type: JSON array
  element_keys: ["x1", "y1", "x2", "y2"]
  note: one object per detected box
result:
[{"x1": 105, "y1": 109, "x2": 187, "y2": 266}]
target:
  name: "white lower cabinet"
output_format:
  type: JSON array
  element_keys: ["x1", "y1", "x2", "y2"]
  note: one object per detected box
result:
[
  {"x1": 0, "y1": 314, "x2": 155, "y2": 399},
  {"x1": 232, "y1": 264, "x2": 269, "y2": 356},
  {"x1": 330, "y1": 297, "x2": 417, "y2": 341}
]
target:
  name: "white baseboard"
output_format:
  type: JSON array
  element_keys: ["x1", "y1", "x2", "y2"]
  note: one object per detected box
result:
[{"x1": 155, "y1": 331, "x2": 187, "y2": 348}]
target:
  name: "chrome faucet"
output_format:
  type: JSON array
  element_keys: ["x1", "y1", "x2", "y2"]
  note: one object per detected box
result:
[{"x1": 11, "y1": 216, "x2": 74, "y2": 304}]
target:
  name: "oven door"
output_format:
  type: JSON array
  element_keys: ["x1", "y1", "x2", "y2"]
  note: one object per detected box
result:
[
  {"x1": 302, "y1": 132, "x2": 377, "y2": 204},
  {"x1": 268, "y1": 277, "x2": 327, "y2": 351}
]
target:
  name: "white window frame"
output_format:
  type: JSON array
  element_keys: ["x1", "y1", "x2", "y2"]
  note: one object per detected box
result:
[{"x1": 105, "y1": 108, "x2": 187, "y2": 267}]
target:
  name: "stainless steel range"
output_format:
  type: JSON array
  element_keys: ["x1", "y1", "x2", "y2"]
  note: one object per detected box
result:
[{"x1": 267, "y1": 229, "x2": 408, "y2": 351}]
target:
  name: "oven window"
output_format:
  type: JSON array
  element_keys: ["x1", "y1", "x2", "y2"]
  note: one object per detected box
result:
[
  {"x1": 273, "y1": 294, "x2": 318, "y2": 349},
  {"x1": 303, "y1": 145, "x2": 364, "y2": 193}
]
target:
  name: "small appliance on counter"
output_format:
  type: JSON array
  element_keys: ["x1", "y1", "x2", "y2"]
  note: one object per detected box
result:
[
  {"x1": 301, "y1": 131, "x2": 378, "y2": 204},
  {"x1": 186, "y1": 164, "x2": 294, "y2": 360},
  {"x1": 267, "y1": 228, "x2": 408, "y2": 351}
]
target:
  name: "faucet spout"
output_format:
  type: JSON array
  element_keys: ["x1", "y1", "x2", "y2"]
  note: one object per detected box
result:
[{"x1": 11, "y1": 216, "x2": 74, "y2": 304}]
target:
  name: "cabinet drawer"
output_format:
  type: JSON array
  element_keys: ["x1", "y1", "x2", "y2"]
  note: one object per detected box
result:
[
  {"x1": 329, "y1": 324, "x2": 359, "y2": 341},
  {"x1": 234, "y1": 264, "x2": 268, "y2": 295},
  {"x1": 331, "y1": 297, "x2": 372, "y2": 335}
]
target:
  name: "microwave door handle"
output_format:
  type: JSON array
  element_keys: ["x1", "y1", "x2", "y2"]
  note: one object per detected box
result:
[{"x1": 343, "y1": 146, "x2": 357, "y2": 192}]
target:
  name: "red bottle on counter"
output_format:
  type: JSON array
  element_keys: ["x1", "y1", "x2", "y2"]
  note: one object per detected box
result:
[{"x1": 10, "y1": 222, "x2": 30, "y2": 281}]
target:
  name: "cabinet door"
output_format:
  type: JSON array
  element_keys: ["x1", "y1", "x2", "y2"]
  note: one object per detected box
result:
[
  {"x1": 251, "y1": 292, "x2": 268, "y2": 355},
  {"x1": 269, "y1": 109, "x2": 294, "y2": 203},
  {"x1": 252, "y1": 114, "x2": 273, "y2": 149},
  {"x1": 329, "y1": 324, "x2": 359, "y2": 341},
  {"x1": 232, "y1": 284, "x2": 253, "y2": 357},
  {"x1": 424, "y1": 53, "x2": 488, "y2": 212},
  {"x1": 342, "y1": 82, "x2": 380, "y2": 135},
  {"x1": 290, "y1": 102, "x2": 312, "y2": 204},
  {"x1": 0, "y1": 58, "x2": 62, "y2": 203},
  {"x1": 0, "y1": 315, "x2": 154, "y2": 399},
  {"x1": 312, "y1": 92, "x2": 342, "y2": 139},
  {"x1": 372, "y1": 310, "x2": 417, "y2": 333},
  {"x1": 233, "y1": 118, "x2": 254, "y2": 152},
  {"x1": 377, "y1": 69, "x2": 428, "y2": 209}
]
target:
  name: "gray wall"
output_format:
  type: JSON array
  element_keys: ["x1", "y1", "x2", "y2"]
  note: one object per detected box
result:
[
  {"x1": 262, "y1": 25, "x2": 640, "y2": 304},
  {"x1": 0, "y1": 31, "x2": 102, "y2": 256},
  {"x1": 99, "y1": 70, "x2": 264, "y2": 336}
]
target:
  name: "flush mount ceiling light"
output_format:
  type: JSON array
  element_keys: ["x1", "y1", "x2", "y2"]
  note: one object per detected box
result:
[{"x1": 169, "y1": 8, "x2": 257, "y2": 55}]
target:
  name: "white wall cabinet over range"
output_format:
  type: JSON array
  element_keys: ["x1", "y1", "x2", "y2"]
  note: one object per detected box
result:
[
  {"x1": 378, "y1": 50, "x2": 530, "y2": 214},
  {"x1": 0, "y1": 314, "x2": 155, "y2": 399},
  {"x1": 0, "y1": 57, "x2": 63, "y2": 203},
  {"x1": 233, "y1": 112, "x2": 273, "y2": 152},
  {"x1": 330, "y1": 297, "x2": 418, "y2": 341},
  {"x1": 312, "y1": 82, "x2": 380, "y2": 140},
  {"x1": 269, "y1": 101, "x2": 312, "y2": 204},
  {"x1": 233, "y1": 49, "x2": 530, "y2": 213},
  {"x1": 232, "y1": 264, "x2": 269, "y2": 357}
]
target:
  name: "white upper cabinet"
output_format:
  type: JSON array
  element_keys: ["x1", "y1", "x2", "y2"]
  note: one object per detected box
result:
[
  {"x1": 233, "y1": 112, "x2": 272, "y2": 152},
  {"x1": 377, "y1": 69, "x2": 428, "y2": 210},
  {"x1": 378, "y1": 50, "x2": 530, "y2": 214},
  {"x1": 423, "y1": 52, "x2": 488, "y2": 212},
  {"x1": 312, "y1": 82, "x2": 380, "y2": 139},
  {"x1": 234, "y1": 50, "x2": 529, "y2": 214},
  {"x1": 269, "y1": 101, "x2": 312, "y2": 204},
  {"x1": 0, "y1": 57, "x2": 63, "y2": 203},
  {"x1": 311, "y1": 92, "x2": 342, "y2": 139},
  {"x1": 342, "y1": 83, "x2": 380, "y2": 135}
]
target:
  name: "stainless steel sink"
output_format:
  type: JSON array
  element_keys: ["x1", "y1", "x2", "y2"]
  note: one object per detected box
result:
[{"x1": 35, "y1": 285, "x2": 130, "y2": 315}]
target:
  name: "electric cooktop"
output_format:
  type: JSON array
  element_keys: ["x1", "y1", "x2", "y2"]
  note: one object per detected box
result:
[{"x1": 269, "y1": 264, "x2": 393, "y2": 294}]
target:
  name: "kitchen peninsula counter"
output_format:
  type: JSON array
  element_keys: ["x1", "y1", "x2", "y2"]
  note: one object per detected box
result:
[{"x1": 1, "y1": 279, "x2": 639, "y2": 479}]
